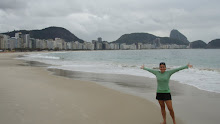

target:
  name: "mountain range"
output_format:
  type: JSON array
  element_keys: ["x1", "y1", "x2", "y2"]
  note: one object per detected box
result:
[
  {"x1": 112, "y1": 32, "x2": 189, "y2": 45},
  {"x1": 2, "y1": 26, "x2": 84, "y2": 43},
  {"x1": 1, "y1": 26, "x2": 220, "y2": 48},
  {"x1": 113, "y1": 29, "x2": 220, "y2": 48}
]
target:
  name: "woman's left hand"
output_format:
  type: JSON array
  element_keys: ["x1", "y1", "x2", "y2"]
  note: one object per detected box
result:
[{"x1": 140, "y1": 64, "x2": 145, "y2": 69}]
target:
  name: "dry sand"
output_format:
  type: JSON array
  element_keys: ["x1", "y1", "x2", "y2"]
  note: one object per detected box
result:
[{"x1": 0, "y1": 52, "x2": 180, "y2": 124}]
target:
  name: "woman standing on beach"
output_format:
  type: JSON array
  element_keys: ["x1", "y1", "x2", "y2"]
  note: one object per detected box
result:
[{"x1": 141, "y1": 62, "x2": 192, "y2": 124}]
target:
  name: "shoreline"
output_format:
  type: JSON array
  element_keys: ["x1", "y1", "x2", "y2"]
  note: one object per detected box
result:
[
  {"x1": 2, "y1": 52, "x2": 220, "y2": 124},
  {"x1": 46, "y1": 68, "x2": 220, "y2": 124},
  {"x1": 19, "y1": 50, "x2": 220, "y2": 94},
  {"x1": 20, "y1": 52, "x2": 220, "y2": 123},
  {"x1": 0, "y1": 52, "x2": 178, "y2": 124},
  {"x1": 33, "y1": 57, "x2": 220, "y2": 124}
]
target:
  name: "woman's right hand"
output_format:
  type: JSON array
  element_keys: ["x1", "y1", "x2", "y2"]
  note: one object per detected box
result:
[
  {"x1": 140, "y1": 64, "x2": 145, "y2": 69},
  {"x1": 187, "y1": 63, "x2": 193, "y2": 68}
]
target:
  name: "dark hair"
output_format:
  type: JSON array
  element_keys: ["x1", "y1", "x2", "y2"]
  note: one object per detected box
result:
[{"x1": 159, "y1": 62, "x2": 166, "y2": 67}]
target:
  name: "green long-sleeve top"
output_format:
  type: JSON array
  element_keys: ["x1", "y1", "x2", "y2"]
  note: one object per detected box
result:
[{"x1": 143, "y1": 65, "x2": 188, "y2": 93}]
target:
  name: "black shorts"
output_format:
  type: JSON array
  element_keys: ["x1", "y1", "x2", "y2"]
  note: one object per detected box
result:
[{"x1": 156, "y1": 93, "x2": 172, "y2": 101}]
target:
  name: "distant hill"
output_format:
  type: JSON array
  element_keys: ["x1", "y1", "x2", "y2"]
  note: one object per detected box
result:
[
  {"x1": 207, "y1": 39, "x2": 220, "y2": 48},
  {"x1": 190, "y1": 40, "x2": 207, "y2": 48},
  {"x1": 112, "y1": 32, "x2": 188, "y2": 45},
  {"x1": 160, "y1": 37, "x2": 188, "y2": 45},
  {"x1": 170, "y1": 29, "x2": 189, "y2": 44},
  {"x1": 2, "y1": 26, "x2": 84, "y2": 43},
  {"x1": 112, "y1": 33, "x2": 157, "y2": 44}
]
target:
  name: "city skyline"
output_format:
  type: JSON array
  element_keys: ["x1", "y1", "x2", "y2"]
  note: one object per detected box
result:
[
  {"x1": 0, "y1": 32, "x2": 190, "y2": 51},
  {"x1": 1, "y1": 0, "x2": 220, "y2": 43}
]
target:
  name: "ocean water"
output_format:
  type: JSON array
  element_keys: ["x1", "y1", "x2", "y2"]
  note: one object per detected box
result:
[{"x1": 20, "y1": 49, "x2": 220, "y2": 93}]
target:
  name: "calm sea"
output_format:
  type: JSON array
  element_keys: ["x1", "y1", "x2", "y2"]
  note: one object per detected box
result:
[{"x1": 20, "y1": 49, "x2": 220, "y2": 93}]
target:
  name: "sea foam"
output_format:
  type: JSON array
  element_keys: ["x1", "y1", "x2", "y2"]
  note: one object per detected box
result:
[{"x1": 19, "y1": 52, "x2": 220, "y2": 93}]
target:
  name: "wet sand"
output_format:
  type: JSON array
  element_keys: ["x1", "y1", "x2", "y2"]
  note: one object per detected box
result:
[
  {"x1": 48, "y1": 65, "x2": 220, "y2": 124},
  {"x1": 0, "y1": 52, "x2": 179, "y2": 124}
]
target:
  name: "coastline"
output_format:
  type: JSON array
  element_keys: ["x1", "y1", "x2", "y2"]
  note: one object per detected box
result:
[
  {"x1": 0, "y1": 52, "x2": 178, "y2": 124},
  {"x1": 1, "y1": 52, "x2": 220, "y2": 124},
  {"x1": 47, "y1": 68, "x2": 220, "y2": 124}
]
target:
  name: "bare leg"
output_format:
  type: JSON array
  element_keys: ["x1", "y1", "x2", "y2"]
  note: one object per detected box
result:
[
  {"x1": 158, "y1": 100, "x2": 166, "y2": 124},
  {"x1": 165, "y1": 100, "x2": 176, "y2": 124}
]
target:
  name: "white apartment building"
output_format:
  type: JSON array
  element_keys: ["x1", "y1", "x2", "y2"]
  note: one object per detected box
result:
[
  {"x1": 0, "y1": 34, "x2": 10, "y2": 50},
  {"x1": 83, "y1": 42, "x2": 94, "y2": 50},
  {"x1": 66, "y1": 42, "x2": 73, "y2": 50},
  {"x1": 141, "y1": 44, "x2": 154, "y2": 49},
  {"x1": 55, "y1": 38, "x2": 65, "y2": 50},
  {"x1": 46, "y1": 40, "x2": 54, "y2": 50},
  {"x1": 23, "y1": 34, "x2": 30, "y2": 48}
]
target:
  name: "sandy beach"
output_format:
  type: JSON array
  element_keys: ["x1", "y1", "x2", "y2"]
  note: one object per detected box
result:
[
  {"x1": 1, "y1": 52, "x2": 220, "y2": 124},
  {"x1": 48, "y1": 67, "x2": 220, "y2": 124},
  {"x1": 0, "y1": 52, "x2": 180, "y2": 124}
]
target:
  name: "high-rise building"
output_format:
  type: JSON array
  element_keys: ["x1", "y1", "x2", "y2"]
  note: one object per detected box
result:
[
  {"x1": 15, "y1": 32, "x2": 21, "y2": 39},
  {"x1": 0, "y1": 34, "x2": 9, "y2": 50},
  {"x1": 153, "y1": 38, "x2": 161, "y2": 48},
  {"x1": 30, "y1": 38, "x2": 36, "y2": 49},
  {"x1": 0, "y1": 34, "x2": 4, "y2": 49},
  {"x1": 24, "y1": 34, "x2": 30, "y2": 48},
  {"x1": 55, "y1": 38, "x2": 65, "y2": 50},
  {"x1": 98, "y1": 37, "x2": 102, "y2": 42}
]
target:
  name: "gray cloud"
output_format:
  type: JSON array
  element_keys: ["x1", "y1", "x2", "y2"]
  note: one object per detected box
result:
[
  {"x1": 0, "y1": 0, "x2": 27, "y2": 10},
  {"x1": 0, "y1": 0, "x2": 220, "y2": 43}
]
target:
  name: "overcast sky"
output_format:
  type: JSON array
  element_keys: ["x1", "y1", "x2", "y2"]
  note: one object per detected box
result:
[{"x1": 0, "y1": 0, "x2": 219, "y2": 43}]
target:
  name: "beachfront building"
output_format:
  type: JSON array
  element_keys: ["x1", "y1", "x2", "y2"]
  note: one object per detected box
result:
[
  {"x1": 159, "y1": 44, "x2": 187, "y2": 49},
  {"x1": 0, "y1": 35, "x2": 4, "y2": 49},
  {"x1": 63, "y1": 42, "x2": 67, "y2": 50},
  {"x1": 153, "y1": 38, "x2": 161, "y2": 48},
  {"x1": 140, "y1": 44, "x2": 154, "y2": 49},
  {"x1": 130, "y1": 43, "x2": 137, "y2": 50},
  {"x1": 30, "y1": 38, "x2": 36, "y2": 49},
  {"x1": 72, "y1": 41, "x2": 77, "y2": 50},
  {"x1": 66, "y1": 42, "x2": 73, "y2": 50},
  {"x1": 97, "y1": 42, "x2": 103, "y2": 50},
  {"x1": 0, "y1": 34, "x2": 6, "y2": 50},
  {"x1": 12, "y1": 33, "x2": 28, "y2": 49},
  {"x1": 109, "y1": 43, "x2": 120, "y2": 50},
  {"x1": 25, "y1": 34, "x2": 30, "y2": 48},
  {"x1": 98, "y1": 37, "x2": 102, "y2": 42},
  {"x1": 1, "y1": 33, "x2": 191, "y2": 51},
  {"x1": 41, "y1": 40, "x2": 47, "y2": 49},
  {"x1": 92, "y1": 37, "x2": 107, "y2": 50},
  {"x1": 46, "y1": 40, "x2": 54, "y2": 50},
  {"x1": 78, "y1": 42, "x2": 83, "y2": 50},
  {"x1": 136, "y1": 43, "x2": 143, "y2": 49},
  {"x1": 0, "y1": 34, "x2": 10, "y2": 50},
  {"x1": 22, "y1": 34, "x2": 30, "y2": 48},
  {"x1": 54, "y1": 38, "x2": 65, "y2": 50},
  {"x1": 83, "y1": 42, "x2": 94, "y2": 50},
  {"x1": 7, "y1": 32, "x2": 24, "y2": 50},
  {"x1": 73, "y1": 41, "x2": 83, "y2": 50},
  {"x1": 120, "y1": 43, "x2": 136, "y2": 50},
  {"x1": 93, "y1": 41, "x2": 103, "y2": 50},
  {"x1": 28, "y1": 38, "x2": 32, "y2": 49},
  {"x1": 8, "y1": 38, "x2": 17, "y2": 50},
  {"x1": 102, "y1": 41, "x2": 110, "y2": 50},
  {"x1": 119, "y1": 43, "x2": 126, "y2": 50},
  {"x1": 15, "y1": 32, "x2": 21, "y2": 39},
  {"x1": 35, "y1": 39, "x2": 42, "y2": 49},
  {"x1": 47, "y1": 40, "x2": 54, "y2": 50}
]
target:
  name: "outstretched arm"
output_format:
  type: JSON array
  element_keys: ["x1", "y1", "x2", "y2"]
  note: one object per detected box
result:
[
  {"x1": 169, "y1": 64, "x2": 193, "y2": 75},
  {"x1": 140, "y1": 64, "x2": 158, "y2": 75}
]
